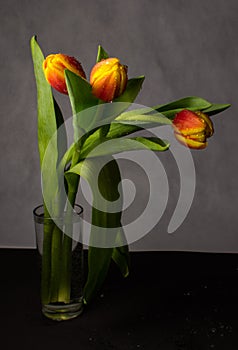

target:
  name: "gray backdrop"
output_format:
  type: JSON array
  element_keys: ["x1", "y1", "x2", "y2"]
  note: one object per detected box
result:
[{"x1": 1, "y1": 0, "x2": 238, "y2": 251}]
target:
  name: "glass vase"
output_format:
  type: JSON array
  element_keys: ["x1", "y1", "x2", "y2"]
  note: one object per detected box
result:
[{"x1": 33, "y1": 204, "x2": 84, "y2": 321}]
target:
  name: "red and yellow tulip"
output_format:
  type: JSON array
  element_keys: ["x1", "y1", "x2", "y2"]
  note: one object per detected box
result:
[
  {"x1": 90, "y1": 58, "x2": 128, "y2": 102},
  {"x1": 172, "y1": 109, "x2": 214, "y2": 149},
  {"x1": 43, "y1": 54, "x2": 86, "y2": 94}
]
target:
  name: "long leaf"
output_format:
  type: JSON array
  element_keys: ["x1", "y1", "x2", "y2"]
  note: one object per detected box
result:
[
  {"x1": 115, "y1": 111, "x2": 172, "y2": 125},
  {"x1": 155, "y1": 104, "x2": 231, "y2": 120},
  {"x1": 31, "y1": 36, "x2": 64, "y2": 167},
  {"x1": 112, "y1": 226, "x2": 130, "y2": 278},
  {"x1": 153, "y1": 96, "x2": 212, "y2": 113},
  {"x1": 31, "y1": 36, "x2": 67, "y2": 303},
  {"x1": 31, "y1": 36, "x2": 67, "y2": 213},
  {"x1": 107, "y1": 122, "x2": 141, "y2": 138},
  {"x1": 117, "y1": 97, "x2": 230, "y2": 121},
  {"x1": 158, "y1": 107, "x2": 208, "y2": 119},
  {"x1": 202, "y1": 103, "x2": 231, "y2": 116},
  {"x1": 65, "y1": 157, "x2": 124, "y2": 303},
  {"x1": 80, "y1": 136, "x2": 169, "y2": 159},
  {"x1": 84, "y1": 246, "x2": 113, "y2": 303},
  {"x1": 60, "y1": 124, "x2": 142, "y2": 168},
  {"x1": 79, "y1": 124, "x2": 141, "y2": 157}
]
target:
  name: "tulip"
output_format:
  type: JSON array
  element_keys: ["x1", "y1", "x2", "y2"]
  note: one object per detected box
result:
[
  {"x1": 172, "y1": 109, "x2": 214, "y2": 149},
  {"x1": 43, "y1": 54, "x2": 86, "y2": 94},
  {"x1": 90, "y1": 58, "x2": 128, "y2": 102}
]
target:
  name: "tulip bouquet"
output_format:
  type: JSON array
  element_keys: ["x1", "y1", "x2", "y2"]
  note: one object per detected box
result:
[{"x1": 31, "y1": 36, "x2": 230, "y2": 318}]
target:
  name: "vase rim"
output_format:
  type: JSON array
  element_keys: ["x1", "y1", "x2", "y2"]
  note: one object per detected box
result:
[{"x1": 33, "y1": 204, "x2": 83, "y2": 223}]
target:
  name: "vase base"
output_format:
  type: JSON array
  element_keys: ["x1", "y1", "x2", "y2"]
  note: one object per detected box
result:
[{"x1": 42, "y1": 298, "x2": 84, "y2": 321}]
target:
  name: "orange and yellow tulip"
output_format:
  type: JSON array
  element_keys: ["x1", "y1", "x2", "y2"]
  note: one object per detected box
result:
[
  {"x1": 172, "y1": 109, "x2": 214, "y2": 149},
  {"x1": 43, "y1": 54, "x2": 86, "y2": 94},
  {"x1": 90, "y1": 58, "x2": 128, "y2": 102}
]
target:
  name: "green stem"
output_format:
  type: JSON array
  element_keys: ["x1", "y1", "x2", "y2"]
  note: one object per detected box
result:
[
  {"x1": 58, "y1": 233, "x2": 73, "y2": 303},
  {"x1": 57, "y1": 111, "x2": 102, "y2": 303},
  {"x1": 82, "y1": 157, "x2": 122, "y2": 302},
  {"x1": 58, "y1": 177, "x2": 80, "y2": 303},
  {"x1": 49, "y1": 225, "x2": 63, "y2": 302}
]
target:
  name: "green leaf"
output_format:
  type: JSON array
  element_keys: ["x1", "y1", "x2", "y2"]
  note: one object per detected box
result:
[
  {"x1": 54, "y1": 98, "x2": 67, "y2": 166},
  {"x1": 83, "y1": 247, "x2": 113, "y2": 304},
  {"x1": 107, "y1": 122, "x2": 141, "y2": 138},
  {"x1": 71, "y1": 124, "x2": 140, "y2": 162},
  {"x1": 83, "y1": 123, "x2": 141, "y2": 151},
  {"x1": 31, "y1": 36, "x2": 68, "y2": 303},
  {"x1": 154, "y1": 102, "x2": 231, "y2": 120},
  {"x1": 202, "y1": 103, "x2": 231, "y2": 116},
  {"x1": 31, "y1": 36, "x2": 67, "y2": 216},
  {"x1": 80, "y1": 136, "x2": 169, "y2": 159},
  {"x1": 115, "y1": 111, "x2": 172, "y2": 126},
  {"x1": 133, "y1": 137, "x2": 169, "y2": 151},
  {"x1": 96, "y1": 45, "x2": 109, "y2": 62},
  {"x1": 112, "y1": 227, "x2": 130, "y2": 278},
  {"x1": 30, "y1": 36, "x2": 63, "y2": 167},
  {"x1": 114, "y1": 76, "x2": 145, "y2": 104},
  {"x1": 65, "y1": 70, "x2": 100, "y2": 140},
  {"x1": 158, "y1": 107, "x2": 206, "y2": 119},
  {"x1": 58, "y1": 142, "x2": 76, "y2": 175},
  {"x1": 112, "y1": 246, "x2": 130, "y2": 278},
  {"x1": 153, "y1": 96, "x2": 212, "y2": 113},
  {"x1": 65, "y1": 70, "x2": 99, "y2": 115},
  {"x1": 115, "y1": 97, "x2": 230, "y2": 121},
  {"x1": 65, "y1": 157, "x2": 124, "y2": 303},
  {"x1": 66, "y1": 158, "x2": 122, "y2": 225},
  {"x1": 118, "y1": 106, "x2": 153, "y2": 118}
]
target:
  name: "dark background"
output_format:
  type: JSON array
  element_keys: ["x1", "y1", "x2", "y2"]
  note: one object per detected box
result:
[{"x1": 1, "y1": 0, "x2": 237, "y2": 251}]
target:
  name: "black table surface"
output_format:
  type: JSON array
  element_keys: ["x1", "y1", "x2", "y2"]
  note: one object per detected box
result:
[{"x1": 1, "y1": 249, "x2": 238, "y2": 349}]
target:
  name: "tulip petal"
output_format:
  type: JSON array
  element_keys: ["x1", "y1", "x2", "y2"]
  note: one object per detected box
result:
[
  {"x1": 174, "y1": 133, "x2": 207, "y2": 149},
  {"x1": 173, "y1": 109, "x2": 206, "y2": 136},
  {"x1": 43, "y1": 53, "x2": 86, "y2": 94},
  {"x1": 90, "y1": 58, "x2": 128, "y2": 102},
  {"x1": 195, "y1": 111, "x2": 214, "y2": 137},
  {"x1": 172, "y1": 109, "x2": 214, "y2": 149}
]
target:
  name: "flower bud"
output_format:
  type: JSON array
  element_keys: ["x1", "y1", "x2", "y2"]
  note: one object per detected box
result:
[
  {"x1": 90, "y1": 58, "x2": 128, "y2": 102},
  {"x1": 172, "y1": 109, "x2": 214, "y2": 149},
  {"x1": 43, "y1": 54, "x2": 86, "y2": 94}
]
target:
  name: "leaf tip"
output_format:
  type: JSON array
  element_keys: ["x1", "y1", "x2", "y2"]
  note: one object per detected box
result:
[
  {"x1": 30, "y1": 35, "x2": 37, "y2": 46},
  {"x1": 124, "y1": 270, "x2": 129, "y2": 278},
  {"x1": 138, "y1": 75, "x2": 145, "y2": 82},
  {"x1": 96, "y1": 45, "x2": 109, "y2": 63}
]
